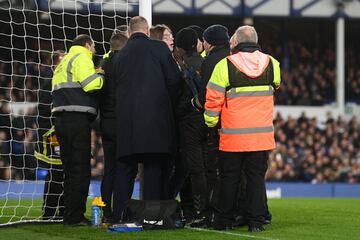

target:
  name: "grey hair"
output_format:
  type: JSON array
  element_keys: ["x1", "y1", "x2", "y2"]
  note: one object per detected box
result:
[{"x1": 235, "y1": 25, "x2": 258, "y2": 44}]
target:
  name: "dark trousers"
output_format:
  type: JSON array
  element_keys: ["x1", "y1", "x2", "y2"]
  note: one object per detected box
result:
[
  {"x1": 43, "y1": 166, "x2": 64, "y2": 219},
  {"x1": 112, "y1": 153, "x2": 171, "y2": 222},
  {"x1": 217, "y1": 151, "x2": 268, "y2": 226},
  {"x1": 54, "y1": 112, "x2": 92, "y2": 224},
  {"x1": 207, "y1": 129, "x2": 220, "y2": 209},
  {"x1": 178, "y1": 116, "x2": 208, "y2": 214},
  {"x1": 100, "y1": 117, "x2": 117, "y2": 219}
]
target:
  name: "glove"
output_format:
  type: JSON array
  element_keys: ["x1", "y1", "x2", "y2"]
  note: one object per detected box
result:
[
  {"x1": 208, "y1": 127, "x2": 220, "y2": 138},
  {"x1": 191, "y1": 95, "x2": 203, "y2": 112}
]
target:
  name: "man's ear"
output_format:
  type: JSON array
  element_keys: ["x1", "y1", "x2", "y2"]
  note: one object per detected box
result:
[
  {"x1": 85, "y1": 42, "x2": 91, "y2": 50},
  {"x1": 145, "y1": 28, "x2": 150, "y2": 37}
]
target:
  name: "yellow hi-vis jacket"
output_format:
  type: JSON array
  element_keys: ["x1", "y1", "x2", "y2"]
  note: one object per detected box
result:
[
  {"x1": 204, "y1": 50, "x2": 281, "y2": 152},
  {"x1": 52, "y1": 45, "x2": 103, "y2": 115}
]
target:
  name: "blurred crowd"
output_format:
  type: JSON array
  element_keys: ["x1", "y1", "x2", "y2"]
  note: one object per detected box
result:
[{"x1": 268, "y1": 112, "x2": 360, "y2": 183}]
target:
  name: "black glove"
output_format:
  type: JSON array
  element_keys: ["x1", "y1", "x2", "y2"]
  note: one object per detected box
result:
[
  {"x1": 208, "y1": 127, "x2": 220, "y2": 138},
  {"x1": 191, "y1": 95, "x2": 203, "y2": 112}
]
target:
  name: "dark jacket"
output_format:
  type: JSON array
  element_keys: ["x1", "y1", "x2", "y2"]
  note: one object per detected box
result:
[
  {"x1": 199, "y1": 44, "x2": 230, "y2": 106},
  {"x1": 112, "y1": 32, "x2": 181, "y2": 158},
  {"x1": 176, "y1": 51, "x2": 204, "y2": 119},
  {"x1": 98, "y1": 50, "x2": 118, "y2": 119}
]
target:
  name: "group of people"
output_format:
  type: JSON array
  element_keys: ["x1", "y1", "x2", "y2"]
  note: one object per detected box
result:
[
  {"x1": 42, "y1": 16, "x2": 281, "y2": 232},
  {"x1": 268, "y1": 113, "x2": 360, "y2": 183}
]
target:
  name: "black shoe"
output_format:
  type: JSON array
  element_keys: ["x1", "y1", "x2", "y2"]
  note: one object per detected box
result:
[
  {"x1": 264, "y1": 213, "x2": 272, "y2": 225},
  {"x1": 64, "y1": 218, "x2": 92, "y2": 227},
  {"x1": 248, "y1": 224, "x2": 265, "y2": 232},
  {"x1": 233, "y1": 215, "x2": 247, "y2": 227},
  {"x1": 190, "y1": 216, "x2": 210, "y2": 228}
]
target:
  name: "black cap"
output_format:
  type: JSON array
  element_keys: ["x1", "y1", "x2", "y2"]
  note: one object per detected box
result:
[
  {"x1": 203, "y1": 24, "x2": 229, "y2": 46},
  {"x1": 188, "y1": 25, "x2": 204, "y2": 42},
  {"x1": 175, "y1": 28, "x2": 198, "y2": 52}
]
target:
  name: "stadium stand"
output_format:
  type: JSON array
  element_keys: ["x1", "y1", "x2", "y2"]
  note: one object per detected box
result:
[{"x1": 268, "y1": 112, "x2": 360, "y2": 183}]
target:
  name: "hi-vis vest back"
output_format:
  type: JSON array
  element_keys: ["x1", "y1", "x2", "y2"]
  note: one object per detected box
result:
[
  {"x1": 204, "y1": 50, "x2": 281, "y2": 152},
  {"x1": 52, "y1": 45, "x2": 103, "y2": 115}
]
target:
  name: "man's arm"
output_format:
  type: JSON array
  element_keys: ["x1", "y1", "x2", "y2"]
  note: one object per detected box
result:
[
  {"x1": 75, "y1": 54, "x2": 104, "y2": 92},
  {"x1": 204, "y1": 58, "x2": 229, "y2": 128}
]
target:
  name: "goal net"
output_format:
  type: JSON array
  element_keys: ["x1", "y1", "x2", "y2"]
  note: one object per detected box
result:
[{"x1": 0, "y1": 0, "x2": 136, "y2": 226}]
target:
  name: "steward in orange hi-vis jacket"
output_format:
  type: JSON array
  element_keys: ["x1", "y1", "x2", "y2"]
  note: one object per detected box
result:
[
  {"x1": 204, "y1": 26, "x2": 281, "y2": 232},
  {"x1": 204, "y1": 43, "x2": 280, "y2": 152}
]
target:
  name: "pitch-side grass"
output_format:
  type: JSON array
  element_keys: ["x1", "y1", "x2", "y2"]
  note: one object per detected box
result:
[{"x1": 1, "y1": 198, "x2": 359, "y2": 240}]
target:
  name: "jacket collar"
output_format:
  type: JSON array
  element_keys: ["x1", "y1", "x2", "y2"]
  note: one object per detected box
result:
[
  {"x1": 69, "y1": 45, "x2": 93, "y2": 58},
  {"x1": 129, "y1": 32, "x2": 149, "y2": 40},
  {"x1": 232, "y1": 42, "x2": 261, "y2": 54},
  {"x1": 208, "y1": 44, "x2": 230, "y2": 56}
]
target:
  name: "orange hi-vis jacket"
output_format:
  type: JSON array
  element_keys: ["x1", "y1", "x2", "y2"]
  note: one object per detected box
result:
[{"x1": 204, "y1": 50, "x2": 281, "y2": 152}]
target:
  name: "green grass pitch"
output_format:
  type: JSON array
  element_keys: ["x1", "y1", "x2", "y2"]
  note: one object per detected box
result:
[{"x1": 1, "y1": 198, "x2": 359, "y2": 240}]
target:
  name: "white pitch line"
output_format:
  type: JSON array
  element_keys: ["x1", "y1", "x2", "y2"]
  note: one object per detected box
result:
[{"x1": 186, "y1": 226, "x2": 280, "y2": 240}]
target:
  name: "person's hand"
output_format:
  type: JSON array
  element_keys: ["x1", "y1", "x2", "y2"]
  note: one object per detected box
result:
[
  {"x1": 208, "y1": 127, "x2": 220, "y2": 138},
  {"x1": 191, "y1": 95, "x2": 203, "y2": 111},
  {"x1": 96, "y1": 67, "x2": 105, "y2": 76}
]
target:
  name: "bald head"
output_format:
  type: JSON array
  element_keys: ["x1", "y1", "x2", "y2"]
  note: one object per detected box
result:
[
  {"x1": 129, "y1": 16, "x2": 149, "y2": 36},
  {"x1": 234, "y1": 25, "x2": 258, "y2": 44}
]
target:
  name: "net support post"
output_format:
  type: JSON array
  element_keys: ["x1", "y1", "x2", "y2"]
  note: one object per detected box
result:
[{"x1": 336, "y1": 17, "x2": 345, "y2": 116}]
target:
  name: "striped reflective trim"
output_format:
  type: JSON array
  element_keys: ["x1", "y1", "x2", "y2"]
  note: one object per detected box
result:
[
  {"x1": 205, "y1": 109, "x2": 220, "y2": 117},
  {"x1": 53, "y1": 82, "x2": 81, "y2": 90},
  {"x1": 34, "y1": 151, "x2": 62, "y2": 165},
  {"x1": 52, "y1": 105, "x2": 97, "y2": 115},
  {"x1": 207, "y1": 82, "x2": 225, "y2": 93},
  {"x1": 67, "y1": 53, "x2": 81, "y2": 83},
  {"x1": 221, "y1": 126, "x2": 274, "y2": 134},
  {"x1": 227, "y1": 88, "x2": 273, "y2": 98},
  {"x1": 81, "y1": 73, "x2": 103, "y2": 88}
]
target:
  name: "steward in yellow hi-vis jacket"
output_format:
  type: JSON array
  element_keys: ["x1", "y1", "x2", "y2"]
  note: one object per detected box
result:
[
  {"x1": 204, "y1": 26, "x2": 281, "y2": 232},
  {"x1": 52, "y1": 34, "x2": 103, "y2": 226}
]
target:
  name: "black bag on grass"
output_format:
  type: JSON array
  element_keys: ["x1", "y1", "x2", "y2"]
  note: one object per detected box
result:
[{"x1": 122, "y1": 199, "x2": 185, "y2": 230}]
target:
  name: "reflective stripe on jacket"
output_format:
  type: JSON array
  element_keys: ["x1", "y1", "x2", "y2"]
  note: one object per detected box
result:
[
  {"x1": 34, "y1": 126, "x2": 62, "y2": 165},
  {"x1": 52, "y1": 45, "x2": 103, "y2": 115},
  {"x1": 204, "y1": 50, "x2": 281, "y2": 152}
]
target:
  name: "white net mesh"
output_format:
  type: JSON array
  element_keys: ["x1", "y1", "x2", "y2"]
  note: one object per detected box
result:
[{"x1": 0, "y1": 0, "x2": 137, "y2": 226}]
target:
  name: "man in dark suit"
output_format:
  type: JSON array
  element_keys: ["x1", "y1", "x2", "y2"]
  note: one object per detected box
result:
[{"x1": 111, "y1": 16, "x2": 180, "y2": 222}]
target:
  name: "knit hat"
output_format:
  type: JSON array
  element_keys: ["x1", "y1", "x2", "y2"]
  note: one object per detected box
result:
[
  {"x1": 175, "y1": 28, "x2": 198, "y2": 52},
  {"x1": 203, "y1": 24, "x2": 229, "y2": 46},
  {"x1": 188, "y1": 25, "x2": 204, "y2": 42}
]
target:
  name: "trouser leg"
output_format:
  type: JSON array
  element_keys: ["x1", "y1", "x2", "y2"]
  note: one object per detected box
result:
[
  {"x1": 180, "y1": 119, "x2": 208, "y2": 215},
  {"x1": 100, "y1": 117, "x2": 117, "y2": 219},
  {"x1": 142, "y1": 153, "x2": 171, "y2": 200},
  {"x1": 216, "y1": 151, "x2": 242, "y2": 222},
  {"x1": 112, "y1": 156, "x2": 137, "y2": 222},
  {"x1": 55, "y1": 113, "x2": 91, "y2": 224},
  {"x1": 244, "y1": 151, "x2": 268, "y2": 226},
  {"x1": 42, "y1": 166, "x2": 64, "y2": 219}
]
